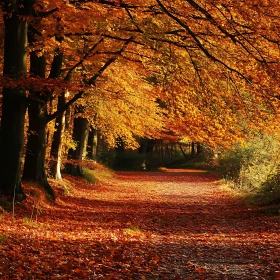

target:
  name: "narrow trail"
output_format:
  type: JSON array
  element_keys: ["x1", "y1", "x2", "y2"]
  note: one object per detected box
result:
[{"x1": 1, "y1": 169, "x2": 280, "y2": 279}]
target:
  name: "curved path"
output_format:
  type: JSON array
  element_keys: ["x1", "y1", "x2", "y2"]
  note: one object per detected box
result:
[{"x1": 1, "y1": 169, "x2": 280, "y2": 279}]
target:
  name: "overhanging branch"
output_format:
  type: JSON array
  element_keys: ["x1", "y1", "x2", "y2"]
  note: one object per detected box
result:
[
  {"x1": 156, "y1": 0, "x2": 250, "y2": 82},
  {"x1": 46, "y1": 36, "x2": 133, "y2": 122}
]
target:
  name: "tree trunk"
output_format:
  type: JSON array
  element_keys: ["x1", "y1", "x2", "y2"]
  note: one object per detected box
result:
[
  {"x1": 191, "y1": 142, "x2": 195, "y2": 157},
  {"x1": 138, "y1": 138, "x2": 157, "y2": 171},
  {"x1": 23, "y1": 99, "x2": 55, "y2": 199},
  {"x1": 87, "y1": 128, "x2": 98, "y2": 161},
  {"x1": 50, "y1": 93, "x2": 67, "y2": 180},
  {"x1": 66, "y1": 108, "x2": 88, "y2": 176},
  {"x1": 22, "y1": 53, "x2": 55, "y2": 200},
  {"x1": 179, "y1": 143, "x2": 189, "y2": 159},
  {"x1": 145, "y1": 139, "x2": 156, "y2": 171},
  {"x1": 197, "y1": 142, "x2": 202, "y2": 155},
  {"x1": 114, "y1": 138, "x2": 125, "y2": 170},
  {"x1": 0, "y1": 9, "x2": 28, "y2": 199},
  {"x1": 0, "y1": 90, "x2": 27, "y2": 198}
]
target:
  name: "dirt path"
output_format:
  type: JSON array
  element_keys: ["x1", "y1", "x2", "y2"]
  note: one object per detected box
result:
[{"x1": 1, "y1": 169, "x2": 280, "y2": 279}]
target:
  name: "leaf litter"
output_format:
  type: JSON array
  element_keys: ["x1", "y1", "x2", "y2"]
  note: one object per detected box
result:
[{"x1": 0, "y1": 169, "x2": 280, "y2": 279}]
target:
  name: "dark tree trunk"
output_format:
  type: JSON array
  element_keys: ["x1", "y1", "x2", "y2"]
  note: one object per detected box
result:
[
  {"x1": 23, "y1": 98, "x2": 55, "y2": 199},
  {"x1": 138, "y1": 138, "x2": 157, "y2": 170},
  {"x1": 138, "y1": 138, "x2": 147, "y2": 154},
  {"x1": 145, "y1": 139, "x2": 156, "y2": 171},
  {"x1": 197, "y1": 142, "x2": 202, "y2": 155},
  {"x1": 191, "y1": 142, "x2": 195, "y2": 157},
  {"x1": 0, "y1": 8, "x2": 28, "y2": 199},
  {"x1": 179, "y1": 143, "x2": 189, "y2": 159},
  {"x1": 87, "y1": 128, "x2": 98, "y2": 161},
  {"x1": 22, "y1": 53, "x2": 55, "y2": 200},
  {"x1": 23, "y1": 46, "x2": 63, "y2": 196},
  {"x1": 66, "y1": 107, "x2": 88, "y2": 176},
  {"x1": 114, "y1": 138, "x2": 125, "y2": 170},
  {"x1": 0, "y1": 90, "x2": 27, "y2": 198}
]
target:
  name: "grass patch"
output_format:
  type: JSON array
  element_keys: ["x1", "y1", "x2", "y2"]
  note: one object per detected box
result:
[
  {"x1": 124, "y1": 225, "x2": 146, "y2": 239},
  {"x1": 82, "y1": 161, "x2": 115, "y2": 183},
  {"x1": 48, "y1": 177, "x2": 73, "y2": 195},
  {"x1": 22, "y1": 217, "x2": 44, "y2": 228},
  {"x1": 125, "y1": 225, "x2": 142, "y2": 235},
  {"x1": 158, "y1": 167, "x2": 168, "y2": 172},
  {"x1": 0, "y1": 232, "x2": 8, "y2": 244},
  {"x1": 221, "y1": 178, "x2": 280, "y2": 216},
  {"x1": 83, "y1": 168, "x2": 97, "y2": 183}
]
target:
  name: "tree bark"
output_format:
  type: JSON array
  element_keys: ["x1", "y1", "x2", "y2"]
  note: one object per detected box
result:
[
  {"x1": 145, "y1": 139, "x2": 156, "y2": 171},
  {"x1": 179, "y1": 143, "x2": 189, "y2": 159},
  {"x1": 191, "y1": 142, "x2": 195, "y2": 157},
  {"x1": 138, "y1": 138, "x2": 157, "y2": 170},
  {"x1": 22, "y1": 53, "x2": 55, "y2": 200},
  {"x1": 197, "y1": 142, "x2": 202, "y2": 155},
  {"x1": 22, "y1": 97, "x2": 55, "y2": 199},
  {"x1": 66, "y1": 107, "x2": 88, "y2": 176},
  {"x1": 87, "y1": 128, "x2": 98, "y2": 161},
  {"x1": 0, "y1": 7, "x2": 28, "y2": 199}
]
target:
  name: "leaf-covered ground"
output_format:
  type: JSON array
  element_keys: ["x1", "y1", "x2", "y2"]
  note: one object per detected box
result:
[{"x1": 0, "y1": 169, "x2": 280, "y2": 279}]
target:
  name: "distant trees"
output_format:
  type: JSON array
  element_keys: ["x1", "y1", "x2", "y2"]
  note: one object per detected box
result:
[{"x1": 0, "y1": 1, "x2": 280, "y2": 199}]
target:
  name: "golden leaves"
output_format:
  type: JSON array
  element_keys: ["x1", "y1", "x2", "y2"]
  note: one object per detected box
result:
[{"x1": 4, "y1": 0, "x2": 280, "y2": 147}]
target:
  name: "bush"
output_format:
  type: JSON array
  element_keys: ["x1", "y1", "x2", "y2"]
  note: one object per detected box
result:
[
  {"x1": 257, "y1": 173, "x2": 280, "y2": 206},
  {"x1": 218, "y1": 133, "x2": 280, "y2": 201},
  {"x1": 216, "y1": 146, "x2": 244, "y2": 185}
]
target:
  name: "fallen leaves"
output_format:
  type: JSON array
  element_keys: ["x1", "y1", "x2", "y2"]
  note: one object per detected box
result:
[{"x1": 0, "y1": 169, "x2": 280, "y2": 279}]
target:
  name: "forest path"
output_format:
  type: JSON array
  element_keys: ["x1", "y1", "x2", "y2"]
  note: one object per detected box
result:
[{"x1": 1, "y1": 169, "x2": 280, "y2": 279}]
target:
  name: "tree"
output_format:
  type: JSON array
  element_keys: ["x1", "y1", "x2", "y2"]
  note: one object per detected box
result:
[
  {"x1": 50, "y1": 89, "x2": 67, "y2": 180},
  {"x1": 87, "y1": 127, "x2": 98, "y2": 161},
  {"x1": 0, "y1": 1, "x2": 32, "y2": 199},
  {"x1": 66, "y1": 105, "x2": 88, "y2": 176}
]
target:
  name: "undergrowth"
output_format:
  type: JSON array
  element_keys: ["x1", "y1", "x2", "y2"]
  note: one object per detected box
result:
[
  {"x1": 82, "y1": 161, "x2": 115, "y2": 183},
  {"x1": 0, "y1": 232, "x2": 7, "y2": 244},
  {"x1": 217, "y1": 133, "x2": 280, "y2": 210}
]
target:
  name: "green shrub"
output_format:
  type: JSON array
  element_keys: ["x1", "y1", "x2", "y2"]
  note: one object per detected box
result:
[
  {"x1": 83, "y1": 162, "x2": 115, "y2": 183},
  {"x1": 218, "y1": 133, "x2": 280, "y2": 196},
  {"x1": 257, "y1": 173, "x2": 280, "y2": 206},
  {"x1": 217, "y1": 146, "x2": 244, "y2": 185},
  {"x1": 83, "y1": 168, "x2": 97, "y2": 183}
]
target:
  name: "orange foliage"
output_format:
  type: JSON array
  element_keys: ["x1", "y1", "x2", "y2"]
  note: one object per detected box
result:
[{"x1": 1, "y1": 0, "x2": 280, "y2": 145}]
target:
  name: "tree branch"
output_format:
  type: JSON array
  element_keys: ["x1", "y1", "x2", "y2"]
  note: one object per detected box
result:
[
  {"x1": 185, "y1": 0, "x2": 237, "y2": 43},
  {"x1": 156, "y1": 0, "x2": 250, "y2": 82},
  {"x1": 46, "y1": 36, "x2": 133, "y2": 122},
  {"x1": 124, "y1": 6, "x2": 144, "y2": 34},
  {"x1": 64, "y1": 37, "x2": 104, "y2": 81}
]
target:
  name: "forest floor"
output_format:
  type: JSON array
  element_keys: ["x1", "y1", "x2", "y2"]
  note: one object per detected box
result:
[{"x1": 0, "y1": 169, "x2": 280, "y2": 279}]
